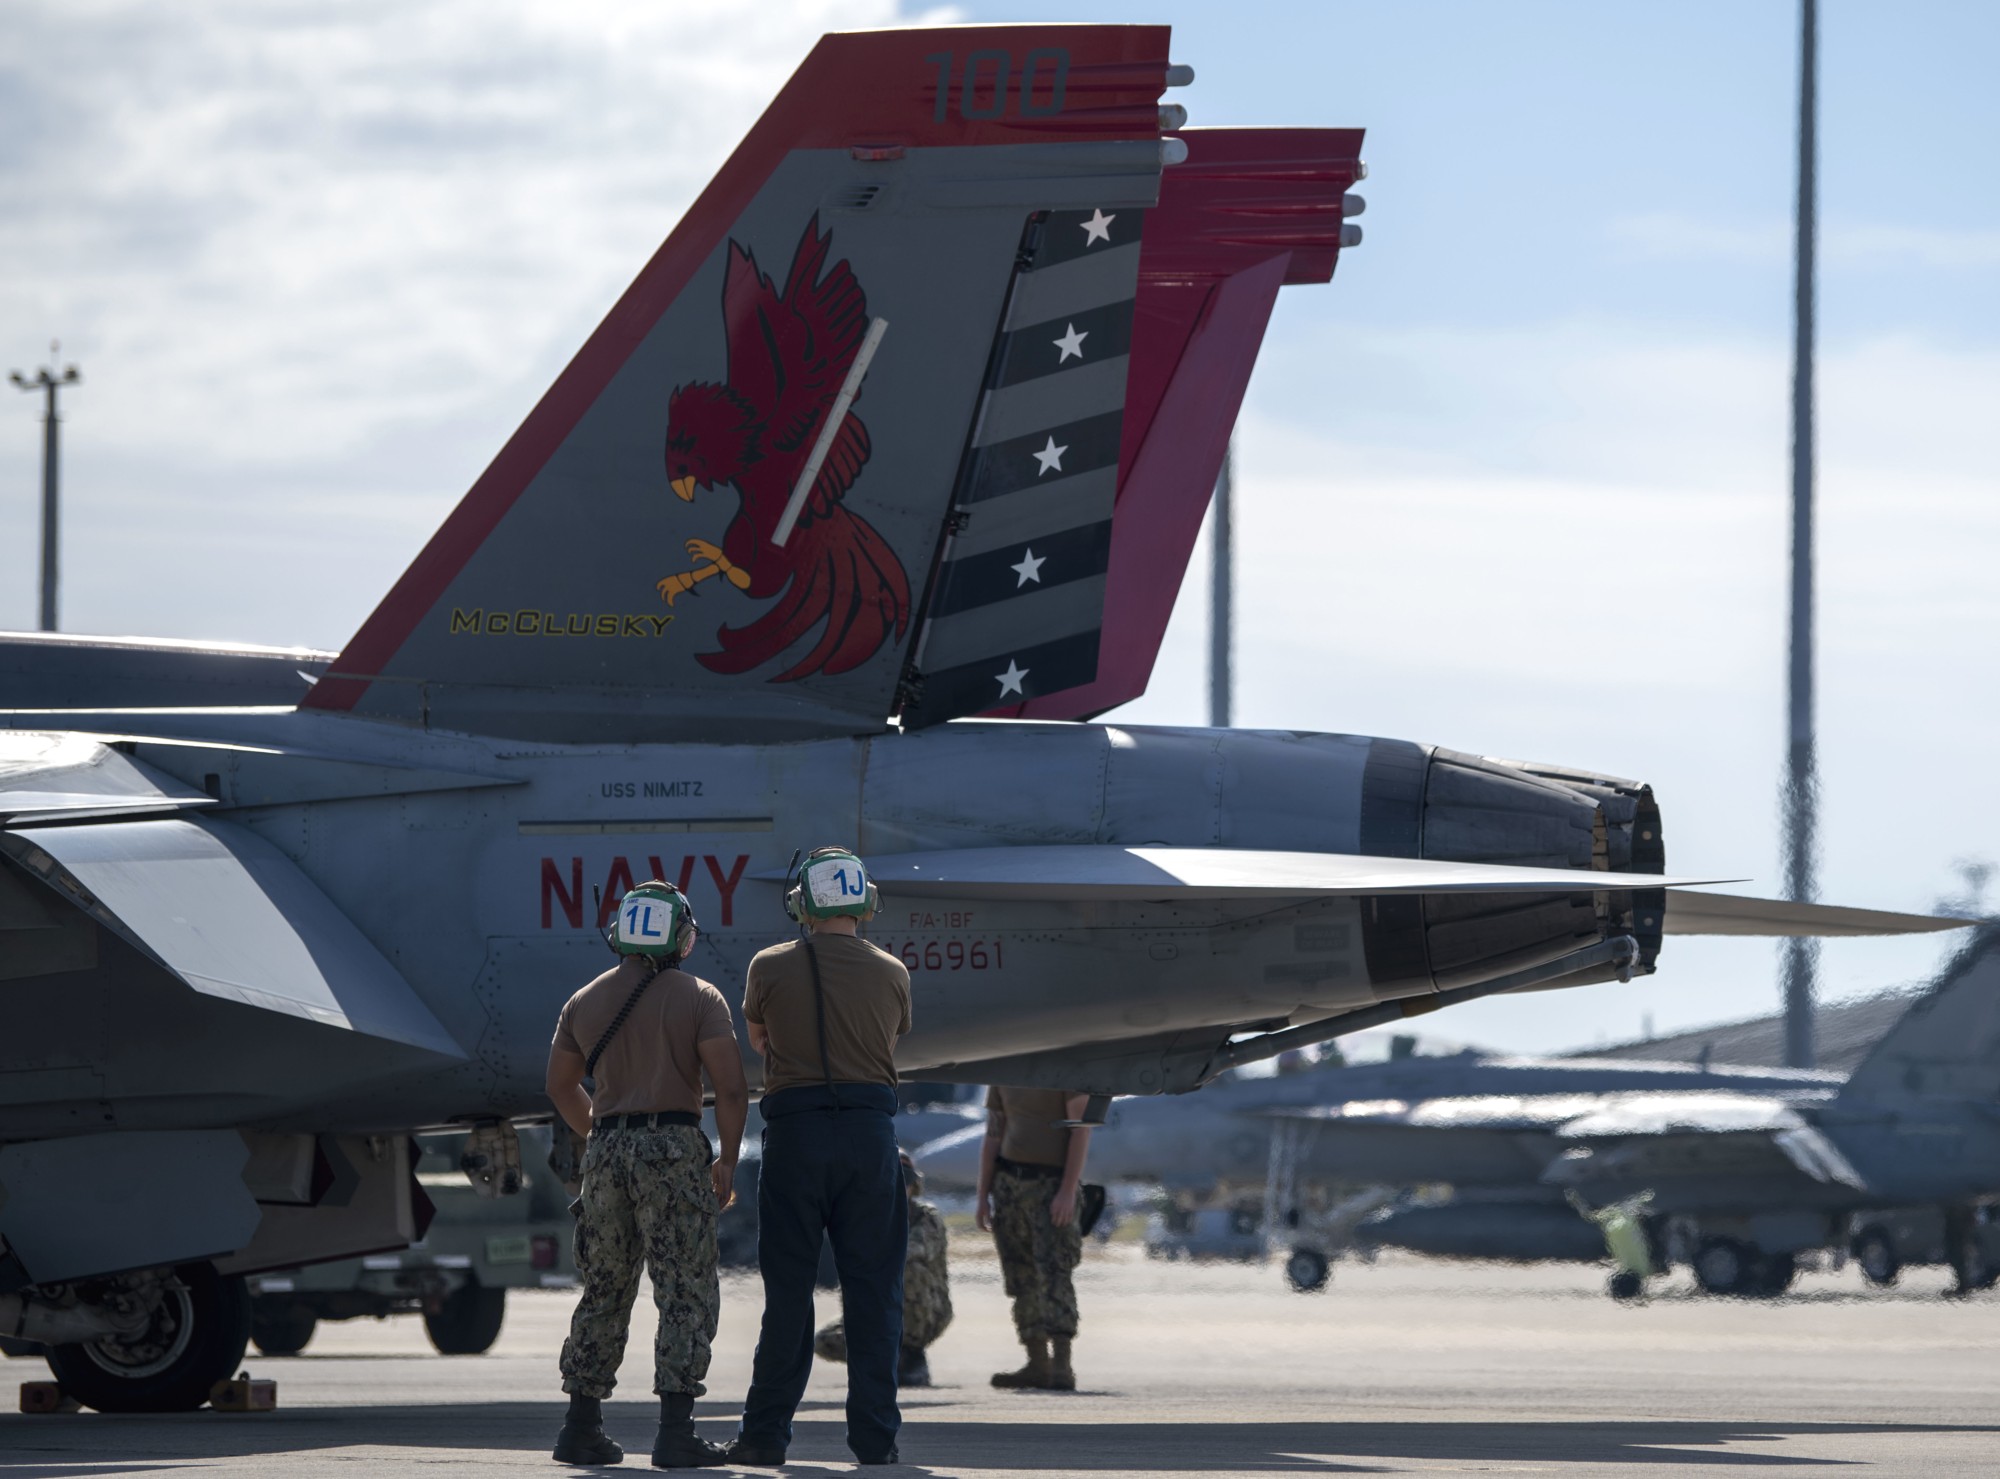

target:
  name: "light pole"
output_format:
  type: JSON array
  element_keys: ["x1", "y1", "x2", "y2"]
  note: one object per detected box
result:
[
  {"x1": 1780, "y1": 0, "x2": 1820, "y2": 1069},
  {"x1": 10, "y1": 341, "x2": 82, "y2": 633}
]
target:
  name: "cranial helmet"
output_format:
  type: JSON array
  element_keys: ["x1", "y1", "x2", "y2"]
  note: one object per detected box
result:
[
  {"x1": 612, "y1": 881, "x2": 698, "y2": 959},
  {"x1": 784, "y1": 846, "x2": 879, "y2": 922}
]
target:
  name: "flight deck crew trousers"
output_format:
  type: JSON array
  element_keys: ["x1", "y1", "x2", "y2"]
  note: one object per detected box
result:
[
  {"x1": 559, "y1": 1120, "x2": 720, "y2": 1399},
  {"x1": 739, "y1": 1083, "x2": 907, "y2": 1462}
]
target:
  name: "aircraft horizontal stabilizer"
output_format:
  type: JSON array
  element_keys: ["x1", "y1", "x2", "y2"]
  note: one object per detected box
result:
[
  {"x1": 0, "y1": 816, "x2": 464, "y2": 1058},
  {"x1": 1662, "y1": 889, "x2": 1973, "y2": 937},
  {"x1": 853, "y1": 845, "x2": 1731, "y2": 900}
]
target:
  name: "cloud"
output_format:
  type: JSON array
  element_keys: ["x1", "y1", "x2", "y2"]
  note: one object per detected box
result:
[
  {"x1": 1108, "y1": 317, "x2": 2000, "y2": 1047},
  {"x1": 0, "y1": 0, "x2": 947, "y2": 636}
]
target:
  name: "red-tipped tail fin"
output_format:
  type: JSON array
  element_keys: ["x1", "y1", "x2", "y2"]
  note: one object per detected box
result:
[
  {"x1": 980, "y1": 127, "x2": 1366, "y2": 721},
  {"x1": 305, "y1": 28, "x2": 1178, "y2": 742}
]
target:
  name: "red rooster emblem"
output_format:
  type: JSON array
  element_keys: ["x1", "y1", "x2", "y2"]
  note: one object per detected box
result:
[{"x1": 659, "y1": 216, "x2": 910, "y2": 681}]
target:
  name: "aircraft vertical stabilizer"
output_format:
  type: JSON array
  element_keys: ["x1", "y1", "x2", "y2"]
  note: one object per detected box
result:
[
  {"x1": 977, "y1": 128, "x2": 1366, "y2": 721},
  {"x1": 304, "y1": 29, "x2": 1178, "y2": 743},
  {"x1": 1839, "y1": 926, "x2": 2000, "y2": 1104}
]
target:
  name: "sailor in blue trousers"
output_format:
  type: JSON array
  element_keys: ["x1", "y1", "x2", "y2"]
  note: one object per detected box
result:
[{"x1": 727, "y1": 849, "x2": 912, "y2": 1468}]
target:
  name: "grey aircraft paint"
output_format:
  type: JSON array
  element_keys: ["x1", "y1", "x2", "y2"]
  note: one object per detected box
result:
[
  {"x1": 0, "y1": 23, "x2": 1972, "y2": 1412},
  {"x1": 909, "y1": 1050, "x2": 1843, "y2": 1192},
  {"x1": 1102, "y1": 928, "x2": 2000, "y2": 1279}
]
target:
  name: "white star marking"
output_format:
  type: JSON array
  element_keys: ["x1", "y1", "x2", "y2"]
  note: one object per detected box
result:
[
  {"x1": 1052, "y1": 323, "x2": 1088, "y2": 362},
  {"x1": 1079, "y1": 209, "x2": 1115, "y2": 245},
  {"x1": 1011, "y1": 548, "x2": 1046, "y2": 586},
  {"x1": 994, "y1": 659, "x2": 1029, "y2": 697},
  {"x1": 1032, "y1": 436, "x2": 1067, "y2": 476}
]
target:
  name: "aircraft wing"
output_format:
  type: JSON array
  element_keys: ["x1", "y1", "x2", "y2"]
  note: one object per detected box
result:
[
  {"x1": 1541, "y1": 1090, "x2": 1867, "y2": 1193},
  {"x1": 1, "y1": 812, "x2": 463, "y2": 1057},
  {"x1": 1260, "y1": 1100, "x2": 1581, "y2": 1186},
  {"x1": 0, "y1": 730, "x2": 216, "y2": 823},
  {"x1": 1265, "y1": 1088, "x2": 1864, "y2": 1194}
]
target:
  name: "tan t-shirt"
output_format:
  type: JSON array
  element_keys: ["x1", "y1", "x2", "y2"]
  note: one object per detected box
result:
[
  {"x1": 986, "y1": 1085, "x2": 1073, "y2": 1168},
  {"x1": 552, "y1": 959, "x2": 736, "y2": 1118},
  {"x1": 743, "y1": 933, "x2": 911, "y2": 1094}
]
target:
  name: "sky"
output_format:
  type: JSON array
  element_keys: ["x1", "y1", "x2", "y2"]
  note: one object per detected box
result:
[{"x1": 4, "y1": 1, "x2": 1997, "y2": 1054}]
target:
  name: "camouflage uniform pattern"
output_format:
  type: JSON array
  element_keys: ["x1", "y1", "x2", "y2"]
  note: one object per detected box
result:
[
  {"x1": 814, "y1": 1198, "x2": 953, "y2": 1360},
  {"x1": 991, "y1": 1167, "x2": 1080, "y2": 1342},
  {"x1": 559, "y1": 1124, "x2": 719, "y2": 1398}
]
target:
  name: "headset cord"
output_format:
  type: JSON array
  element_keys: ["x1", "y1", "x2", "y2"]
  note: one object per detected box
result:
[{"x1": 586, "y1": 954, "x2": 665, "y2": 1081}]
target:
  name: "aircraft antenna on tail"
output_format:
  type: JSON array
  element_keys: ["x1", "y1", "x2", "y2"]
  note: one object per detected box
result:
[
  {"x1": 1208, "y1": 440, "x2": 1233, "y2": 728},
  {"x1": 1781, "y1": 0, "x2": 1820, "y2": 1069}
]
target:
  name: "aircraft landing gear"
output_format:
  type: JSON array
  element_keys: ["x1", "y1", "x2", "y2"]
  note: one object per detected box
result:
[
  {"x1": 1852, "y1": 1226, "x2": 1900, "y2": 1288},
  {"x1": 1284, "y1": 1247, "x2": 1331, "y2": 1293},
  {"x1": 1754, "y1": 1251, "x2": 1798, "y2": 1296},
  {"x1": 1692, "y1": 1238, "x2": 1795, "y2": 1298},
  {"x1": 1943, "y1": 1207, "x2": 1999, "y2": 1297},
  {"x1": 1606, "y1": 1270, "x2": 1645, "y2": 1301},
  {"x1": 43, "y1": 1262, "x2": 250, "y2": 1412}
]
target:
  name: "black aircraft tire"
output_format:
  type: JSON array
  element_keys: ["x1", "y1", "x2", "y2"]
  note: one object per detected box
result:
[
  {"x1": 46, "y1": 1263, "x2": 251, "y2": 1413},
  {"x1": 1692, "y1": 1238, "x2": 1752, "y2": 1297},
  {"x1": 249, "y1": 1301, "x2": 319, "y2": 1357},
  {"x1": 1285, "y1": 1248, "x2": 1331, "y2": 1293},
  {"x1": 1853, "y1": 1228, "x2": 1900, "y2": 1288},
  {"x1": 1607, "y1": 1270, "x2": 1645, "y2": 1301},
  {"x1": 423, "y1": 1283, "x2": 507, "y2": 1355},
  {"x1": 1752, "y1": 1251, "x2": 1798, "y2": 1298}
]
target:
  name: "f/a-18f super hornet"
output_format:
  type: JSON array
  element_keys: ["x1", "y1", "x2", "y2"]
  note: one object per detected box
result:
[
  {"x1": 0, "y1": 23, "x2": 1966, "y2": 1413},
  {"x1": 906, "y1": 1039, "x2": 1845, "y2": 1287},
  {"x1": 1148, "y1": 931, "x2": 2000, "y2": 1298},
  {"x1": 908, "y1": 1044, "x2": 1842, "y2": 1197}
]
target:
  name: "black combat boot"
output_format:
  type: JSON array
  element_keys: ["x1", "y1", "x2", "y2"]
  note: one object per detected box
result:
[
  {"x1": 896, "y1": 1346, "x2": 930, "y2": 1388},
  {"x1": 554, "y1": 1392, "x2": 624, "y2": 1465},
  {"x1": 722, "y1": 1434, "x2": 788, "y2": 1467},
  {"x1": 1048, "y1": 1335, "x2": 1076, "y2": 1391},
  {"x1": 651, "y1": 1391, "x2": 727, "y2": 1468}
]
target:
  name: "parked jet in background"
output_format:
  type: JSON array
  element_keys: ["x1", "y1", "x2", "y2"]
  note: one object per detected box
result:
[
  {"x1": 909, "y1": 1040, "x2": 1844, "y2": 1287},
  {"x1": 0, "y1": 23, "x2": 1966, "y2": 1414},
  {"x1": 1247, "y1": 931, "x2": 2000, "y2": 1297},
  {"x1": 911, "y1": 1047, "x2": 1842, "y2": 1195}
]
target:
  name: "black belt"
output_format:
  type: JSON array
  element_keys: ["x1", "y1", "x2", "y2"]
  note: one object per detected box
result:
[
  {"x1": 996, "y1": 1156, "x2": 1064, "y2": 1180},
  {"x1": 592, "y1": 1111, "x2": 702, "y2": 1133}
]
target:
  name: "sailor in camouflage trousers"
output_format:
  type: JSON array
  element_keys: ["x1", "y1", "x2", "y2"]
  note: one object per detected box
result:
[
  {"x1": 562, "y1": 1124, "x2": 722, "y2": 1400},
  {"x1": 546, "y1": 882, "x2": 748, "y2": 1468},
  {"x1": 814, "y1": 1151, "x2": 953, "y2": 1386},
  {"x1": 990, "y1": 1165, "x2": 1080, "y2": 1348},
  {"x1": 977, "y1": 1086, "x2": 1092, "y2": 1391}
]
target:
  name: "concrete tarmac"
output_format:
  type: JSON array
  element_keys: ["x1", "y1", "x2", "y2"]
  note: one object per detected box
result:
[{"x1": 5, "y1": 1246, "x2": 1997, "y2": 1476}]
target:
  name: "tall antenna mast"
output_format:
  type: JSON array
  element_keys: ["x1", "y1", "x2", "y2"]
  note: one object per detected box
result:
[
  {"x1": 1781, "y1": 0, "x2": 1820, "y2": 1069},
  {"x1": 1208, "y1": 441, "x2": 1234, "y2": 728}
]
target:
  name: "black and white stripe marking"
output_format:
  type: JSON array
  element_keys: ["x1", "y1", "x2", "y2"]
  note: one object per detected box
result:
[{"x1": 902, "y1": 206, "x2": 1143, "y2": 726}]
